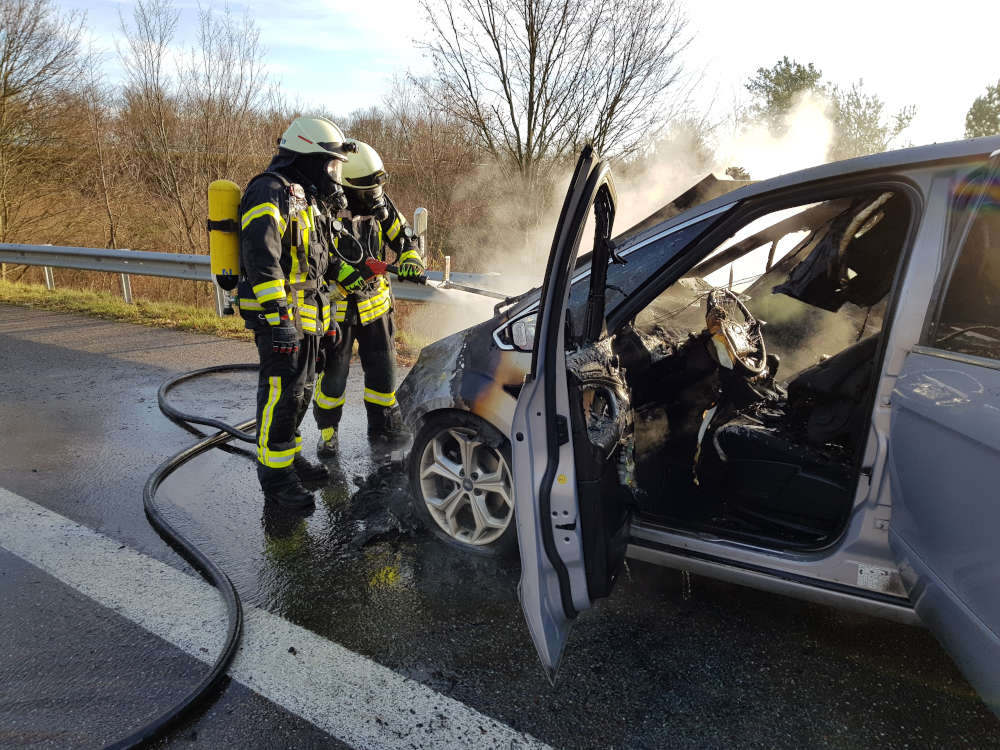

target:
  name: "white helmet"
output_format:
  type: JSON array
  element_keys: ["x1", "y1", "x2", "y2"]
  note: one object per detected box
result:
[
  {"x1": 279, "y1": 117, "x2": 348, "y2": 158},
  {"x1": 341, "y1": 139, "x2": 388, "y2": 190}
]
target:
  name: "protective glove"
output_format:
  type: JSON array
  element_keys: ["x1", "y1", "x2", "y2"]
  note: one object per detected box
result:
[
  {"x1": 271, "y1": 314, "x2": 299, "y2": 355},
  {"x1": 397, "y1": 247, "x2": 425, "y2": 281},
  {"x1": 335, "y1": 262, "x2": 366, "y2": 292}
]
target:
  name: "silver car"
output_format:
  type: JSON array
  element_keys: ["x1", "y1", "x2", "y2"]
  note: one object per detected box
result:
[{"x1": 398, "y1": 138, "x2": 1000, "y2": 712}]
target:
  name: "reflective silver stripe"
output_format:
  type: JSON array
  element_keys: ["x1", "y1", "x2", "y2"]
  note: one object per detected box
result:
[
  {"x1": 241, "y1": 202, "x2": 287, "y2": 234},
  {"x1": 315, "y1": 387, "x2": 346, "y2": 409},
  {"x1": 253, "y1": 279, "x2": 286, "y2": 304},
  {"x1": 386, "y1": 217, "x2": 401, "y2": 240},
  {"x1": 359, "y1": 293, "x2": 391, "y2": 323},
  {"x1": 258, "y1": 376, "x2": 295, "y2": 468},
  {"x1": 363, "y1": 387, "x2": 397, "y2": 407}
]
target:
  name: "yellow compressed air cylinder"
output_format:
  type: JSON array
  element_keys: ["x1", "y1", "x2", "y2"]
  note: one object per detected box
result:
[{"x1": 208, "y1": 179, "x2": 242, "y2": 291}]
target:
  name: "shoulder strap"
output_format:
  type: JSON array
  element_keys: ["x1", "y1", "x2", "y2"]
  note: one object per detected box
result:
[{"x1": 245, "y1": 170, "x2": 291, "y2": 192}]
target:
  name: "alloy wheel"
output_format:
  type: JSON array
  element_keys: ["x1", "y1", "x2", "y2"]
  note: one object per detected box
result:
[{"x1": 417, "y1": 426, "x2": 514, "y2": 546}]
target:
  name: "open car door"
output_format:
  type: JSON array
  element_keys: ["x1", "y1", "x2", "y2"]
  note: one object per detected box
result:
[
  {"x1": 511, "y1": 147, "x2": 634, "y2": 680},
  {"x1": 888, "y1": 151, "x2": 1000, "y2": 715}
]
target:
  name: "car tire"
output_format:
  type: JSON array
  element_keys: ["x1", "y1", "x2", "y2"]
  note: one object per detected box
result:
[{"x1": 408, "y1": 411, "x2": 517, "y2": 558}]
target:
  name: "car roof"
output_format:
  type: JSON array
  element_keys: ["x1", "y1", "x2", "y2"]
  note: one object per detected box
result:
[{"x1": 619, "y1": 136, "x2": 1000, "y2": 248}]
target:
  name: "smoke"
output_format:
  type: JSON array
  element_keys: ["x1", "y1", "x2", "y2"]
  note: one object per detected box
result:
[
  {"x1": 419, "y1": 91, "x2": 841, "y2": 335},
  {"x1": 713, "y1": 91, "x2": 835, "y2": 183}
]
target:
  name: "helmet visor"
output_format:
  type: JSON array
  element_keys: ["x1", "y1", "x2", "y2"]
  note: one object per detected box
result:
[
  {"x1": 348, "y1": 170, "x2": 388, "y2": 189},
  {"x1": 325, "y1": 159, "x2": 344, "y2": 185}
]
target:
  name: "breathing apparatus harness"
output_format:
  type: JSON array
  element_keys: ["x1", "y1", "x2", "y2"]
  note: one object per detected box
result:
[{"x1": 327, "y1": 210, "x2": 427, "y2": 288}]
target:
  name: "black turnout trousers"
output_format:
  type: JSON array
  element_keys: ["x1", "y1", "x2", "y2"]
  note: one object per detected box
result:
[
  {"x1": 254, "y1": 329, "x2": 319, "y2": 485},
  {"x1": 313, "y1": 312, "x2": 397, "y2": 432}
]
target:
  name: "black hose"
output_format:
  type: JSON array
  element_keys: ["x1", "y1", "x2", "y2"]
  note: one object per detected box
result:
[
  {"x1": 105, "y1": 364, "x2": 259, "y2": 749},
  {"x1": 157, "y1": 364, "x2": 259, "y2": 443}
]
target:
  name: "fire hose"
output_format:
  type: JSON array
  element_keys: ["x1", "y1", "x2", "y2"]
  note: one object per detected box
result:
[
  {"x1": 105, "y1": 364, "x2": 260, "y2": 749},
  {"x1": 109, "y1": 265, "x2": 431, "y2": 747}
]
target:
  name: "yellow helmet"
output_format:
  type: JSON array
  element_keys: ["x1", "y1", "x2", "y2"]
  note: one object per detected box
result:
[
  {"x1": 341, "y1": 139, "x2": 388, "y2": 190},
  {"x1": 279, "y1": 116, "x2": 348, "y2": 158}
]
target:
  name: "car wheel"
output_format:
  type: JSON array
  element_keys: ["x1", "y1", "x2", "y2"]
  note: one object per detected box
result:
[{"x1": 408, "y1": 411, "x2": 516, "y2": 556}]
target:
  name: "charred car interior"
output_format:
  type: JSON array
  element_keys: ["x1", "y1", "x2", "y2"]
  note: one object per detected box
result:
[{"x1": 569, "y1": 188, "x2": 914, "y2": 551}]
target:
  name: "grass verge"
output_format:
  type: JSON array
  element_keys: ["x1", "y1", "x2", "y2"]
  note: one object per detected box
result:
[
  {"x1": 0, "y1": 279, "x2": 428, "y2": 363},
  {"x1": 0, "y1": 279, "x2": 252, "y2": 340}
]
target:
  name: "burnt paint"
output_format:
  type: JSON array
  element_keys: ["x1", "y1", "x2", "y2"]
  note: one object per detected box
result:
[{"x1": 398, "y1": 317, "x2": 530, "y2": 438}]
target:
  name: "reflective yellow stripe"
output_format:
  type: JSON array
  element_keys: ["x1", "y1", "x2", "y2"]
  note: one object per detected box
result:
[
  {"x1": 290, "y1": 218, "x2": 302, "y2": 284},
  {"x1": 398, "y1": 248, "x2": 421, "y2": 263},
  {"x1": 315, "y1": 386, "x2": 346, "y2": 410},
  {"x1": 258, "y1": 376, "x2": 294, "y2": 467},
  {"x1": 241, "y1": 202, "x2": 287, "y2": 234},
  {"x1": 363, "y1": 387, "x2": 397, "y2": 407},
  {"x1": 334, "y1": 299, "x2": 349, "y2": 323},
  {"x1": 359, "y1": 295, "x2": 391, "y2": 324},
  {"x1": 357, "y1": 283, "x2": 391, "y2": 323},
  {"x1": 386, "y1": 217, "x2": 401, "y2": 241},
  {"x1": 260, "y1": 446, "x2": 296, "y2": 467},
  {"x1": 264, "y1": 311, "x2": 281, "y2": 325},
  {"x1": 321, "y1": 303, "x2": 331, "y2": 333},
  {"x1": 239, "y1": 297, "x2": 263, "y2": 311},
  {"x1": 253, "y1": 279, "x2": 285, "y2": 304}
]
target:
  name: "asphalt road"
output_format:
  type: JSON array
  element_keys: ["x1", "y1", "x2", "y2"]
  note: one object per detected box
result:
[{"x1": 1, "y1": 305, "x2": 998, "y2": 749}]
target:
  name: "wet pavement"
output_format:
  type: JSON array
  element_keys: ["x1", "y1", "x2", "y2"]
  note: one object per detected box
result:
[{"x1": 1, "y1": 305, "x2": 999, "y2": 748}]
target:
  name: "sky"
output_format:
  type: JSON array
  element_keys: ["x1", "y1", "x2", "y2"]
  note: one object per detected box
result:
[{"x1": 62, "y1": 0, "x2": 1000, "y2": 148}]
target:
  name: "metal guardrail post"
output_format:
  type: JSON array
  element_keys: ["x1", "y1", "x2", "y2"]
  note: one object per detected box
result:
[
  {"x1": 444, "y1": 255, "x2": 451, "y2": 284},
  {"x1": 120, "y1": 274, "x2": 134, "y2": 304},
  {"x1": 43, "y1": 266, "x2": 55, "y2": 291},
  {"x1": 214, "y1": 285, "x2": 226, "y2": 317}
]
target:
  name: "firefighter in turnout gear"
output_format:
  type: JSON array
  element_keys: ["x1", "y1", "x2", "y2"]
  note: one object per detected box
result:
[
  {"x1": 238, "y1": 116, "x2": 355, "y2": 508},
  {"x1": 314, "y1": 139, "x2": 425, "y2": 455}
]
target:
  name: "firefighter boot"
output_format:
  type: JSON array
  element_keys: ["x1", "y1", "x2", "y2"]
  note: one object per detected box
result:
[
  {"x1": 258, "y1": 466, "x2": 315, "y2": 509},
  {"x1": 293, "y1": 454, "x2": 330, "y2": 485},
  {"x1": 316, "y1": 427, "x2": 339, "y2": 458},
  {"x1": 367, "y1": 404, "x2": 410, "y2": 444}
]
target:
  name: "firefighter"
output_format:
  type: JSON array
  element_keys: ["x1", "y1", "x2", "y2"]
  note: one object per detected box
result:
[
  {"x1": 314, "y1": 139, "x2": 425, "y2": 456},
  {"x1": 237, "y1": 116, "x2": 353, "y2": 507}
]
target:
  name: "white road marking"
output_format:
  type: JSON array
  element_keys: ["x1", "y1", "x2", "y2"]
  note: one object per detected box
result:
[{"x1": 0, "y1": 487, "x2": 549, "y2": 750}]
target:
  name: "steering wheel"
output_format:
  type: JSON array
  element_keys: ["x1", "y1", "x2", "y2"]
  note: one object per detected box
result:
[{"x1": 704, "y1": 289, "x2": 767, "y2": 375}]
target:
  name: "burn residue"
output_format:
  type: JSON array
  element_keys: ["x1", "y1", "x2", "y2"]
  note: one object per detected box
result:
[{"x1": 566, "y1": 339, "x2": 634, "y2": 476}]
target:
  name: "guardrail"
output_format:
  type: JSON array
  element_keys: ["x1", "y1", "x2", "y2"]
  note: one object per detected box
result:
[{"x1": 0, "y1": 243, "x2": 506, "y2": 315}]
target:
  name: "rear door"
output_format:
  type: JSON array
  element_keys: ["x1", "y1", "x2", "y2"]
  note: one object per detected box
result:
[
  {"x1": 511, "y1": 147, "x2": 632, "y2": 680},
  {"x1": 888, "y1": 152, "x2": 1000, "y2": 714}
]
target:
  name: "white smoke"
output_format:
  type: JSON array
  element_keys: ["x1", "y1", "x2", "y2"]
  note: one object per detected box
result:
[
  {"x1": 430, "y1": 91, "x2": 840, "y2": 315},
  {"x1": 712, "y1": 91, "x2": 835, "y2": 182}
]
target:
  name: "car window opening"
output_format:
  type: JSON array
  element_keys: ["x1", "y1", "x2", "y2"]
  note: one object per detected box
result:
[{"x1": 567, "y1": 187, "x2": 915, "y2": 553}]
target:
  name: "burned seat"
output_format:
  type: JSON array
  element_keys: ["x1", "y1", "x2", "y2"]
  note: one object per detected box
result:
[{"x1": 704, "y1": 335, "x2": 881, "y2": 525}]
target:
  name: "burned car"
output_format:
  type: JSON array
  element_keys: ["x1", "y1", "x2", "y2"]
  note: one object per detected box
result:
[{"x1": 398, "y1": 138, "x2": 1000, "y2": 710}]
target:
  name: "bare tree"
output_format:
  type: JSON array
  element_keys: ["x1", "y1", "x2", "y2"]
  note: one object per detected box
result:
[
  {"x1": 118, "y1": 0, "x2": 273, "y2": 255},
  {"x1": 418, "y1": 0, "x2": 689, "y2": 188},
  {"x1": 587, "y1": 0, "x2": 690, "y2": 157},
  {"x1": 0, "y1": 0, "x2": 84, "y2": 243}
]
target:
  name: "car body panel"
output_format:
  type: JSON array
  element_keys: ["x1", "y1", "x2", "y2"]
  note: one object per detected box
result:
[
  {"x1": 397, "y1": 320, "x2": 530, "y2": 438},
  {"x1": 885, "y1": 152, "x2": 1000, "y2": 714},
  {"x1": 888, "y1": 349, "x2": 1000, "y2": 713}
]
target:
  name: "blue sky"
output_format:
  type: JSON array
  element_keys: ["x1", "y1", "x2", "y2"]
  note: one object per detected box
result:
[{"x1": 63, "y1": 0, "x2": 1000, "y2": 145}]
